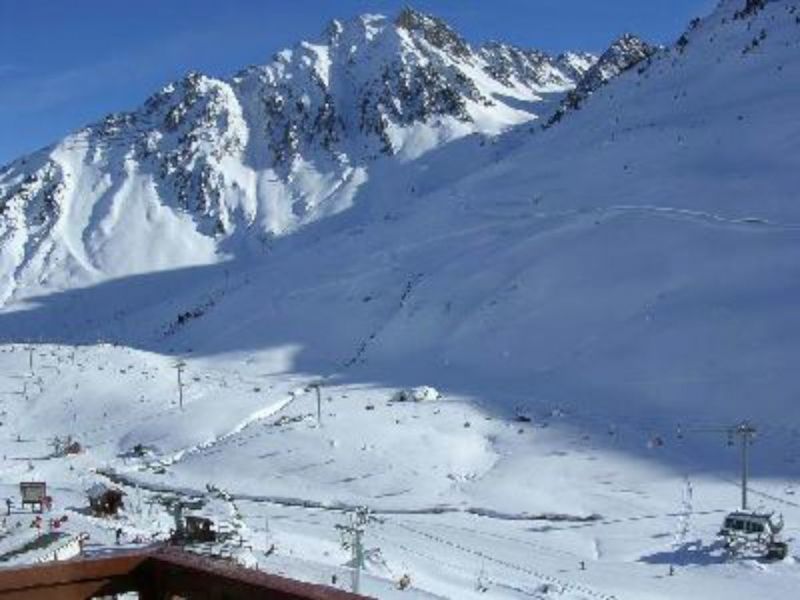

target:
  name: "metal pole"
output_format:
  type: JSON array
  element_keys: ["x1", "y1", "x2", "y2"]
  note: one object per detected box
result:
[
  {"x1": 337, "y1": 507, "x2": 369, "y2": 594},
  {"x1": 738, "y1": 422, "x2": 755, "y2": 511},
  {"x1": 176, "y1": 362, "x2": 185, "y2": 410},
  {"x1": 316, "y1": 385, "x2": 322, "y2": 427},
  {"x1": 353, "y1": 525, "x2": 362, "y2": 594},
  {"x1": 741, "y1": 428, "x2": 747, "y2": 510}
]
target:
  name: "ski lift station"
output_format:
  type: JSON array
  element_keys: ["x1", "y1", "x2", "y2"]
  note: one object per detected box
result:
[
  {"x1": 712, "y1": 422, "x2": 788, "y2": 561},
  {"x1": 86, "y1": 483, "x2": 125, "y2": 517},
  {"x1": 183, "y1": 515, "x2": 218, "y2": 543},
  {"x1": 719, "y1": 511, "x2": 788, "y2": 560},
  {"x1": 682, "y1": 420, "x2": 791, "y2": 561},
  {"x1": 170, "y1": 510, "x2": 222, "y2": 545}
]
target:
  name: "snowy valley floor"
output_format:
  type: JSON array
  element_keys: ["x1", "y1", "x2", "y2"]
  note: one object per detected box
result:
[{"x1": 1, "y1": 343, "x2": 800, "y2": 599}]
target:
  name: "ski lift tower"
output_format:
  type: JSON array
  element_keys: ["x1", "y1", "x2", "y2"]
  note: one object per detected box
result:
[
  {"x1": 677, "y1": 420, "x2": 756, "y2": 511},
  {"x1": 730, "y1": 421, "x2": 756, "y2": 511},
  {"x1": 308, "y1": 382, "x2": 323, "y2": 427},
  {"x1": 678, "y1": 420, "x2": 788, "y2": 560}
]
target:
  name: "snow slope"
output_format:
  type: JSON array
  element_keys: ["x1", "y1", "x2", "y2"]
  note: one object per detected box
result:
[
  {"x1": 1, "y1": 1, "x2": 800, "y2": 599},
  {"x1": 0, "y1": 8, "x2": 604, "y2": 306}
]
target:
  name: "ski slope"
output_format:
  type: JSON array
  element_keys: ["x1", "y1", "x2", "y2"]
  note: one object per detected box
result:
[
  {"x1": 1, "y1": 1, "x2": 800, "y2": 598},
  {"x1": 2, "y1": 342, "x2": 800, "y2": 599}
]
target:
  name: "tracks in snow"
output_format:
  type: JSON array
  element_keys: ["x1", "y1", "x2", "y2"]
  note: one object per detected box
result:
[
  {"x1": 164, "y1": 384, "x2": 309, "y2": 466},
  {"x1": 96, "y1": 469, "x2": 618, "y2": 600},
  {"x1": 385, "y1": 520, "x2": 618, "y2": 600},
  {"x1": 463, "y1": 198, "x2": 800, "y2": 232},
  {"x1": 98, "y1": 466, "x2": 602, "y2": 525}
]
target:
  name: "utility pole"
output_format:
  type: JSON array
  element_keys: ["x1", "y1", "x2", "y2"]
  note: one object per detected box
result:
[
  {"x1": 735, "y1": 421, "x2": 756, "y2": 510},
  {"x1": 25, "y1": 345, "x2": 34, "y2": 374},
  {"x1": 336, "y1": 507, "x2": 371, "y2": 594},
  {"x1": 678, "y1": 421, "x2": 757, "y2": 511},
  {"x1": 310, "y1": 382, "x2": 322, "y2": 427},
  {"x1": 174, "y1": 361, "x2": 186, "y2": 410}
]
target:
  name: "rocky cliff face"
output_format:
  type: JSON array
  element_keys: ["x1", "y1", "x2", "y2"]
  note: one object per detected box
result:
[{"x1": 547, "y1": 34, "x2": 658, "y2": 125}]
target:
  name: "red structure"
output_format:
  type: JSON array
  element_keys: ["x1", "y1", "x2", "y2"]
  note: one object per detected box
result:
[{"x1": 0, "y1": 546, "x2": 372, "y2": 599}]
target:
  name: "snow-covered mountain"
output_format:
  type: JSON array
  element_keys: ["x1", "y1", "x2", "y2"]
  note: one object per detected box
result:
[
  {"x1": 2, "y1": 0, "x2": 797, "y2": 423},
  {"x1": 2, "y1": 0, "x2": 798, "y2": 420},
  {"x1": 1, "y1": 2, "x2": 800, "y2": 597},
  {"x1": 548, "y1": 33, "x2": 658, "y2": 124},
  {"x1": 0, "y1": 8, "x2": 607, "y2": 305}
]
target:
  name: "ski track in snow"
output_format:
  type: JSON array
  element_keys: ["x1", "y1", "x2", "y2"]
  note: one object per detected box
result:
[
  {"x1": 96, "y1": 468, "x2": 618, "y2": 599},
  {"x1": 464, "y1": 201, "x2": 800, "y2": 231},
  {"x1": 166, "y1": 385, "x2": 310, "y2": 465},
  {"x1": 98, "y1": 466, "x2": 598, "y2": 524},
  {"x1": 385, "y1": 520, "x2": 618, "y2": 600}
]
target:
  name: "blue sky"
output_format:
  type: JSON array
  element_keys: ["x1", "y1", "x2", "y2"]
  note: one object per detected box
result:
[{"x1": 0, "y1": 0, "x2": 716, "y2": 165}]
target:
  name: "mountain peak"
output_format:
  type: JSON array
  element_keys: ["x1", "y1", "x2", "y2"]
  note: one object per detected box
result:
[
  {"x1": 580, "y1": 32, "x2": 657, "y2": 89},
  {"x1": 607, "y1": 33, "x2": 655, "y2": 57},
  {"x1": 546, "y1": 32, "x2": 657, "y2": 126},
  {"x1": 395, "y1": 7, "x2": 472, "y2": 58}
]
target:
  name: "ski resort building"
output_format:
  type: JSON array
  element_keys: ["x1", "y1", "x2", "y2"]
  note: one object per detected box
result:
[
  {"x1": 181, "y1": 515, "x2": 218, "y2": 543},
  {"x1": 86, "y1": 484, "x2": 125, "y2": 517}
]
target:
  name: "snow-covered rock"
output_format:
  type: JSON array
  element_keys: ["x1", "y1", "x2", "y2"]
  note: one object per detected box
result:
[
  {"x1": 391, "y1": 386, "x2": 442, "y2": 403},
  {"x1": 547, "y1": 33, "x2": 658, "y2": 125}
]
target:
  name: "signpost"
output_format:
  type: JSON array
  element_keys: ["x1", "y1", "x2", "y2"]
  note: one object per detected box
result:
[{"x1": 20, "y1": 482, "x2": 48, "y2": 513}]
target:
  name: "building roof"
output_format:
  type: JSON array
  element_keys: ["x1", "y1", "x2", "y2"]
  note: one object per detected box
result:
[
  {"x1": 86, "y1": 483, "x2": 123, "y2": 500},
  {"x1": 0, "y1": 545, "x2": 373, "y2": 599}
]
